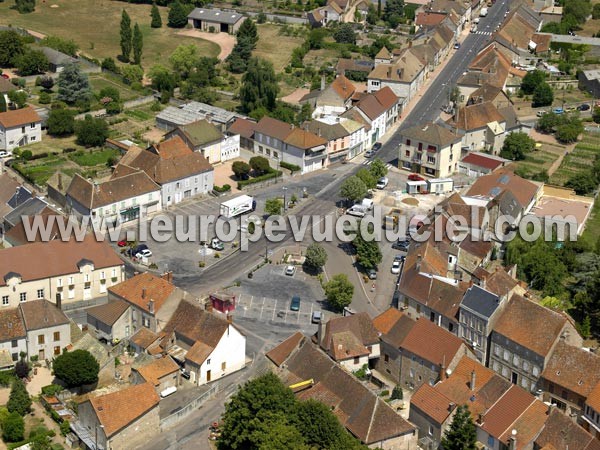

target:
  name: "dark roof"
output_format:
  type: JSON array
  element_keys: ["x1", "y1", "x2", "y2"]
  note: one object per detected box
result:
[
  {"x1": 461, "y1": 285, "x2": 501, "y2": 319},
  {"x1": 4, "y1": 197, "x2": 46, "y2": 227},
  {"x1": 6, "y1": 186, "x2": 32, "y2": 209},
  {"x1": 0, "y1": 308, "x2": 26, "y2": 342},
  {"x1": 130, "y1": 327, "x2": 160, "y2": 350},
  {"x1": 86, "y1": 299, "x2": 130, "y2": 327},
  {"x1": 187, "y1": 7, "x2": 244, "y2": 24},
  {"x1": 174, "y1": 120, "x2": 224, "y2": 147},
  {"x1": 400, "y1": 122, "x2": 461, "y2": 147},
  {"x1": 0, "y1": 77, "x2": 16, "y2": 94},
  {"x1": 19, "y1": 300, "x2": 69, "y2": 331}
]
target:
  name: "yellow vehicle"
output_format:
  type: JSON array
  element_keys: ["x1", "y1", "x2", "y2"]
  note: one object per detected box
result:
[{"x1": 384, "y1": 209, "x2": 402, "y2": 230}]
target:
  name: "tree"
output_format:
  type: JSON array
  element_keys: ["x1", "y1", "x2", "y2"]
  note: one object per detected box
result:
[
  {"x1": 324, "y1": 274, "x2": 354, "y2": 311},
  {"x1": 120, "y1": 64, "x2": 144, "y2": 85},
  {"x1": 74, "y1": 115, "x2": 109, "y2": 148},
  {"x1": 593, "y1": 107, "x2": 600, "y2": 124},
  {"x1": 594, "y1": 3, "x2": 600, "y2": 19},
  {"x1": 532, "y1": 82, "x2": 553, "y2": 107},
  {"x1": 120, "y1": 10, "x2": 132, "y2": 61},
  {"x1": 537, "y1": 112, "x2": 562, "y2": 133},
  {"x1": 265, "y1": 198, "x2": 283, "y2": 216},
  {"x1": 14, "y1": 49, "x2": 48, "y2": 76},
  {"x1": 132, "y1": 23, "x2": 143, "y2": 65},
  {"x1": 57, "y1": 62, "x2": 91, "y2": 105},
  {"x1": 500, "y1": 132, "x2": 535, "y2": 161},
  {"x1": 391, "y1": 385, "x2": 403, "y2": 400},
  {"x1": 249, "y1": 155, "x2": 270, "y2": 175},
  {"x1": 353, "y1": 233, "x2": 382, "y2": 270},
  {"x1": 53, "y1": 350, "x2": 99, "y2": 387},
  {"x1": 39, "y1": 36, "x2": 78, "y2": 57},
  {"x1": 240, "y1": 58, "x2": 279, "y2": 113},
  {"x1": 169, "y1": 44, "x2": 201, "y2": 78},
  {"x1": 566, "y1": 173, "x2": 597, "y2": 195},
  {"x1": 564, "y1": 0, "x2": 591, "y2": 24},
  {"x1": 521, "y1": 70, "x2": 546, "y2": 95},
  {"x1": 297, "y1": 102, "x2": 312, "y2": 124},
  {"x1": 556, "y1": 119, "x2": 583, "y2": 143},
  {"x1": 369, "y1": 158, "x2": 388, "y2": 179},
  {"x1": 39, "y1": 75, "x2": 54, "y2": 91},
  {"x1": 7, "y1": 380, "x2": 31, "y2": 416},
  {"x1": 304, "y1": 243, "x2": 328, "y2": 272},
  {"x1": 333, "y1": 23, "x2": 356, "y2": 44},
  {"x1": 237, "y1": 18, "x2": 259, "y2": 48},
  {"x1": 232, "y1": 161, "x2": 251, "y2": 179},
  {"x1": 0, "y1": 94, "x2": 5, "y2": 113},
  {"x1": 47, "y1": 108, "x2": 76, "y2": 136},
  {"x1": 356, "y1": 168, "x2": 377, "y2": 189},
  {"x1": 0, "y1": 30, "x2": 25, "y2": 67},
  {"x1": 8, "y1": 90, "x2": 27, "y2": 109},
  {"x1": 441, "y1": 405, "x2": 477, "y2": 450},
  {"x1": 14, "y1": 359, "x2": 28, "y2": 379},
  {"x1": 2, "y1": 412, "x2": 24, "y2": 442},
  {"x1": 307, "y1": 29, "x2": 327, "y2": 50},
  {"x1": 15, "y1": 0, "x2": 35, "y2": 14},
  {"x1": 257, "y1": 11, "x2": 267, "y2": 23},
  {"x1": 340, "y1": 176, "x2": 367, "y2": 203},
  {"x1": 168, "y1": 1, "x2": 188, "y2": 28},
  {"x1": 151, "y1": 3, "x2": 162, "y2": 28}
]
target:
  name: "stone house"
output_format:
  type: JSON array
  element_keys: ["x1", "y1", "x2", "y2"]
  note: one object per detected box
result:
[
  {"x1": 20, "y1": 299, "x2": 70, "y2": 362},
  {"x1": 86, "y1": 299, "x2": 131, "y2": 344},
  {"x1": 133, "y1": 355, "x2": 180, "y2": 394}
]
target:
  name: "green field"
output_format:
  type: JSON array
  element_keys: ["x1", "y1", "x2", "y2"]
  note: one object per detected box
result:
[
  {"x1": 69, "y1": 148, "x2": 119, "y2": 167},
  {"x1": 89, "y1": 75, "x2": 142, "y2": 102},
  {"x1": 549, "y1": 133, "x2": 600, "y2": 186},
  {"x1": 0, "y1": 0, "x2": 219, "y2": 68},
  {"x1": 511, "y1": 147, "x2": 560, "y2": 179},
  {"x1": 255, "y1": 24, "x2": 305, "y2": 71}
]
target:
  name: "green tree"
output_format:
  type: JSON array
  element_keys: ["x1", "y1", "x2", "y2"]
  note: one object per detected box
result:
[
  {"x1": 169, "y1": 43, "x2": 200, "y2": 78},
  {"x1": 74, "y1": 115, "x2": 109, "y2": 148},
  {"x1": 537, "y1": 112, "x2": 562, "y2": 133},
  {"x1": 8, "y1": 90, "x2": 27, "y2": 109},
  {"x1": 0, "y1": 94, "x2": 6, "y2": 112},
  {"x1": 556, "y1": 119, "x2": 583, "y2": 143},
  {"x1": 53, "y1": 350, "x2": 99, "y2": 387},
  {"x1": 324, "y1": 274, "x2": 354, "y2": 311},
  {"x1": 500, "y1": 132, "x2": 536, "y2": 161},
  {"x1": 369, "y1": 158, "x2": 388, "y2": 179},
  {"x1": 0, "y1": 30, "x2": 25, "y2": 67},
  {"x1": 237, "y1": 18, "x2": 259, "y2": 48},
  {"x1": 47, "y1": 108, "x2": 76, "y2": 136},
  {"x1": 120, "y1": 10, "x2": 132, "y2": 61},
  {"x1": 307, "y1": 29, "x2": 327, "y2": 50},
  {"x1": 14, "y1": 49, "x2": 49, "y2": 76},
  {"x1": 249, "y1": 155, "x2": 270, "y2": 175},
  {"x1": 240, "y1": 57, "x2": 279, "y2": 113},
  {"x1": 532, "y1": 82, "x2": 554, "y2": 107},
  {"x1": 594, "y1": 3, "x2": 600, "y2": 19},
  {"x1": 304, "y1": 243, "x2": 328, "y2": 272},
  {"x1": 593, "y1": 107, "x2": 600, "y2": 124},
  {"x1": 566, "y1": 173, "x2": 596, "y2": 195},
  {"x1": 151, "y1": 3, "x2": 162, "y2": 28},
  {"x1": 353, "y1": 233, "x2": 382, "y2": 270},
  {"x1": 2, "y1": 412, "x2": 24, "y2": 442},
  {"x1": 232, "y1": 161, "x2": 251, "y2": 179},
  {"x1": 521, "y1": 70, "x2": 546, "y2": 95},
  {"x1": 391, "y1": 385, "x2": 403, "y2": 400},
  {"x1": 120, "y1": 64, "x2": 144, "y2": 84},
  {"x1": 15, "y1": 0, "x2": 35, "y2": 14},
  {"x1": 265, "y1": 198, "x2": 283, "y2": 216},
  {"x1": 340, "y1": 176, "x2": 367, "y2": 203},
  {"x1": 7, "y1": 380, "x2": 31, "y2": 417},
  {"x1": 40, "y1": 36, "x2": 78, "y2": 57},
  {"x1": 356, "y1": 167, "x2": 376, "y2": 189},
  {"x1": 168, "y1": 1, "x2": 188, "y2": 28},
  {"x1": 132, "y1": 23, "x2": 143, "y2": 65},
  {"x1": 564, "y1": 0, "x2": 591, "y2": 24},
  {"x1": 57, "y1": 62, "x2": 91, "y2": 105},
  {"x1": 98, "y1": 86, "x2": 121, "y2": 104},
  {"x1": 441, "y1": 404, "x2": 477, "y2": 450},
  {"x1": 333, "y1": 23, "x2": 356, "y2": 44},
  {"x1": 39, "y1": 75, "x2": 54, "y2": 91},
  {"x1": 297, "y1": 102, "x2": 312, "y2": 124}
]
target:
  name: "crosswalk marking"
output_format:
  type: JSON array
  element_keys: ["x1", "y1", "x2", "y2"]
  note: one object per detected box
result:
[{"x1": 473, "y1": 31, "x2": 493, "y2": 35}]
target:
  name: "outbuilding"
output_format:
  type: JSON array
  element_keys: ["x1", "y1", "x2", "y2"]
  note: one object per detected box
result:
[{"x1": 187, "y1": 8, "x2": 246, "y2": 34}]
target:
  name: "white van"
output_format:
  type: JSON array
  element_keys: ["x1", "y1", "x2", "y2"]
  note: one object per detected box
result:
[{"x1": 160, "y1": 386, "x2": 177, "y2": 398}]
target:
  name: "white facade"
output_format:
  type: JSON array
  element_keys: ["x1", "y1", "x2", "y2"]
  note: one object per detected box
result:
[
  {"x1": 0, "y1": 337, "x2": 26, "y2": 366},
  {"x1": 186, "y1": 324, "x2": 246, "y2": 385},
  {"x1": 220, "y1": 134, "x2": 240, "y2": 162},
  {"x1": 0, "y1": 121, "x2": 42, "y2": 151},
  {"x1": 89, "y1": 190, "x2": 162, "y2": 223},
  {"x1": 161, "y1": 171, "x2": 214, "y2": 207},
  {"x1": 347, "y1": 125, "x2": 368, "y2": 159},
  {"x1": 368, "y1": 70, "x2": 425, "y2": 103},
  {"x1": 27, "y1": 322, "x2": 70, "y2": 361}
]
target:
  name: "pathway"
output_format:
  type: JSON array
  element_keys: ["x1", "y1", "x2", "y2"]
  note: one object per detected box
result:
[
  {"x1": 177, "y1": 30, "x2": 235, "y2": 61},
  {"x1": 529, "y1": 129, "x2": 576, "y2": 176}
]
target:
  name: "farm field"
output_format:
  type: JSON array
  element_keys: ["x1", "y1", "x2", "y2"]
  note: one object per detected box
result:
[
  {"x1": 254, "y1": 24, "x2": 305, "y2": 72},
  {"x1": 549, "y1": 132, "x2": 600, "y2": 186}
]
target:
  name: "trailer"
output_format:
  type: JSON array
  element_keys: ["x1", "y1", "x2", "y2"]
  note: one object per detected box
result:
[{"x1": 219, "y1": 195, "x2": 256, "y2": 218}]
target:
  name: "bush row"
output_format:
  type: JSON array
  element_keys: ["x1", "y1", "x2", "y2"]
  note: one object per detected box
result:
[
  {"x1": 279, "y1": 161, "x2": 301, "y2": 173},
  {"x1": 237, "y1": 169, "x2": 282, "y2": 189},
  {"x1": 213, "y1": 184, "x2": 231, "y2": 193}
]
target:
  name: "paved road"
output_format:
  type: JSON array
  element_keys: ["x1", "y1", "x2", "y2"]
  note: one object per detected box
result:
[{"x1": 377, "y1": 0, "x2": 510, "y2": 165}]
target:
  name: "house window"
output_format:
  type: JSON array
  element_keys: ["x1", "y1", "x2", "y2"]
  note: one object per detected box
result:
[
  {"x1": 143, "y1": 317, "x2": 150, "y2": 328},
  {"x1": 30, "y1": 123, "x2": 35, "y2": 129},
  {"x1": 31, "y1": 137, "x2": 36, "y2": 141},
  {"x1": 207, "y1": 359, "x2": 211, "y2": 365},
  {"x1": 11, "y1": 340, "x2": 17, "y2": 348},
  {"x1": 418, "y1": 142, "x2": 423, "y2": 151},
  {"x1": 38, "y1": 335, "x2": 45, "y2": 345},
  {"x1": 513, "y1": 354, "x2": 520, "y2": 367},
  {"x1": 19, "y1": 293, "x2": 26, "y2": 302},
  {"x1": 100, "y1": 271, "x2": 105, "y2": 280},
  {"x1": 57, "y1": 278, "x2": 62, "y2": 287},
  {"x1": 274, "y1": 151, "x2": 278, "y2": 158},
  {"x1": 54, "y1": 332, "x2": 60, "y2": 342},
  {"x1": 384, "y1": 354, "x2": 389, "y2": 362},
  {"x1": 221, "y1": 361, "x2": 226, "y2": 371},
  {"x1": 37, "y1": 289, "x2": 44, "y2": 299},
  {"x1": 405, "y1": 150, "x2": 410, "y2": 157},
  {"x1": 429, "y1": 378, "x2": 435, "y2": 386},
  {"x1": 406, "y1": 139, "x2": 411, "y2": 146},
  {"x1": 68, "y1": 277, "x2": 74, "y2": 285},
  {"x1": 521, "y1": 378, "x2": 529, "y2": 389},
  {"x1": 533, "y1": 366, "x2": 540, "y2": 377},
  {"x1": 410, "y1": 369, "x2": 414, "y2": 378},
  {"x1": 11, "y1": 353, "x2": 17, "y2": 362},
  {"x1": 523, "y1": 361, "x2": 530, "y2": 372},
  {"x1": 54, "y1": 346, "x2": 60, "y2": 356},
  {"x1": 354, "y1": 356, "x2": 360, "y2": 364},
  {"x1": 176, "y1": 182, "x2": 181, "y2": 189},
  {"x1": 2, "y1": 296, "x2": 8, "y2": 306},
  {"x1": 149, "y1": 193, "x2": 153, "y2": 201},
  {"x1": 501, "y1": 366, "x2": 509, "y2": 377},
  {"x1": 21, "y1": 127, "x2": 25, "y2": 133},
  {"x1": 112, "y1": 269, "x2": 117, "y2": 278},
  {"x1": 84, "y1": 274, "x2": 89, "y2": 282},
  {"x1": 503, "y1": 350, "x2": 510, "y2": 361}
]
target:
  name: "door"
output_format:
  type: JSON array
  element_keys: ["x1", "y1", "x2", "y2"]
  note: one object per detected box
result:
[
  {"x1": 38, "y1": 349, "x2": 45, "y2": 361},
  {"x1": 511, "y1": 372, "x2": 518, "y2": 384},
  {"x1": 206, "y1": 370, "x2": 211, "y2": 382}
]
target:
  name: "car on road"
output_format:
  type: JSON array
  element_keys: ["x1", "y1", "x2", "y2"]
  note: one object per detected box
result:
[
  {"x1": 311, "y1": 311, "x2": 322, "y2": 324},
  {"x1": 210, "y1": 238, "x2": 224, "y2": 251},
  {"x1": 392, "y1": 239, "x2": 410, "y2": 251},
  {"x1": 408, "y1": 173, "x2": 425, "y2": 181},
  {"x1": 376, "y1": 177, "x2": 389, "y2": 189},
  {"x1": 364, "y1": 149, "x2": 375, "y2": 158},
  {"x1": 471, "y1": 25, "x2": 478, "y2": 33},
  {"x1": 371, "y1": 142, "x2": 382, "y2": 152},
  {"x1": 454, "y1": 42, "x2": 461, "y2": 49},
  {"x1": 391, "y1": 260, "x2": 402, "y2": 274},
  {"x1": 473, "y1": 17, "x2": 480, "y2": 24},
  {"x1": 565, "y1": 106, "x2": 576, "y2": 113},
  {"x1": 347, "y1": 205, "x2": 367, "y2": 217},
  {"x1": 0, "y1": 151, "x2": 11, "y2": 158},
  {"x1": 129, "y1": 244, "x2": 149, "y2": 257},
  {"x1": 394, "y1": 254, "x2": 406, "y2": 263},
  {"x1": 290, "y1": 296, "x2": 301, "y2": 311},
  {"x1": 285, "y1": 265, "x2": 296, "y2": 276},
  {"x1": 552, "y1": 107, "x2": 564, "y2": 114},
  {"x1": 536, "y1": 110, "x2": 547, "y2": 117},
  {"x1": 578, "y1": 103, "x2": 591, "y2": 111},
  {"x1": 367, "y1": 268, "x2": 377, "y2": 280},
  {"x1": 136, "y1": 248, "x2": 152, "y2": 258},
  {"x1": 180, "y1": 369, "x2": 191, "y2": 380}
]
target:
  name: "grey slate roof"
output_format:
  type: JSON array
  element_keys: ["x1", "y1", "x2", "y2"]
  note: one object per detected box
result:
[
  {"x1": 187, "y1": 8, "x2": 245, "y2": 25},
  {"x1": 4, "y1": 197, "x2": 47, "y2": 227},
  {"x1": 7, "y1": 186, "x2": 32, "y2": 209},
  {"x1": 400, "y1": 122, "x2": 461, "y2": 147},
  {"x1": 461, "y1": 285, "x2": 501, "y2": 319}
]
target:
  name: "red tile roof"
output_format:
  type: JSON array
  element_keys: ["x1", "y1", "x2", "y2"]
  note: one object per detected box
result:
[
  {"x1": 410, "y1": 383, "x2": 453, "y2": 424},
  {"x1": 266, "y1": 332, "x2": 305, "y2": 367},
  {"x1": 535, "y1": 408, "x2": 600, "y2": 450},
  {"x1": 400, "y1": 318, "x2": 464, "y2": 366},
  {"x1": 466, "y1": 168, "x2": 540, "y2": 210},
  {"x1": 136, "y1": 356, "x2": 179, "y2": 386},
  {"x1": 284, "y1": 127, "x2": 327, "y2": 150},
  {"x1": 0, "y1": 106, "x2": 41, "y2": 128},
  {"x1": 372, "y1": 308, "x2": 404, "y2": 335},
  {"x1": 461, "y1": 152, "x2": 504, "y2": 170},
  {"x1": 330, "y1": 74, "x2": 356, "y2": 101},
  {"x1": 228, "y1": 118, "x2": 256, "y2": 139},
  {"x1": 254, "y1": 116, "x2": 293, "y2": 141},
  {"x1": 481, "y1": 384, "x2": 535, "y2": 439},
  {"x1": 109, "y1": 272, "x2": 175, "y2": 314},
  {"x1": 415, "y1": 11, "x2": 447, "y2": 26},
  {"x1": 498, "y1": 399, "x2": 549, "y2": 450},
  {"x1": 542, "y1": 341, "x2": 600, "y2": 398}
]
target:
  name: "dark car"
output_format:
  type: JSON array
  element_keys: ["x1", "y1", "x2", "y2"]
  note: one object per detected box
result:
[
  {"x1": 392, "y1": 239, "x2": 410, "y2": 251},
  {"x1": 371, "y1": 142, "x2": 382, "y2": 152},
  {"x1": 290, "y1": 296, "x2": 301, "y2": 311},
  {"x1": 578, "y1": 103, "x2": 591, "y2": 111},
  {"x1": 128, "y1": 243, "x2": 148, "y2": 257}
]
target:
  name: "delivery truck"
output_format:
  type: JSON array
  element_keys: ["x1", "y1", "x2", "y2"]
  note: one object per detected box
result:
[{"x1": 219, "y1": 195, "x2": 256, "y2": 218}]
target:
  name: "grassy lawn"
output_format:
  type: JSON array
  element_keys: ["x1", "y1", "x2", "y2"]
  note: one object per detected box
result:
[
  {"x1": 255, "y1": 24, "x2": 305, "y2": 71},
  {"x1": 511, "y1": 147, "x2": 560, "y2": 178},
  {"x1": 0, "y1": 0, "x2": 219, "y2": 67},
  {"x1": 303, "y1": 48, "x2": 342, "y2": 67},
  {"x1": 68, "y1": 148, "x2": 119, "y2": 166},
  {"x1": 14, "y1": 154, "x2": 68, "y2": 186},
  {"x1": 549, "y1": 133, "x2": 600, "y2": 185},
  {"x1": 581, "y1": 196, "x2": 600, "y2": 246},
  {"x1": 89, "y1": 74, "x2": 141, "y2": 102},
  {"x1": 124, "y1": 109, "x2": 153, "y2": 121},
  {"x1": 22, "y1": 135, "x2": 82, "y2": 155}
]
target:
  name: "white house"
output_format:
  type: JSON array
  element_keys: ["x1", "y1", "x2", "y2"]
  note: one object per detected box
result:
[
  {"x1": 20, "y1": 299, "x2": 70, "y2": 361},
  {"x1": 343, "y1": 87, "x2": 399, "y2": 145},
  {"x1": 65, "y1": 170, "x2": 162, "y2": 223},
  {"x1": 0, "y1": 308, "x2": 27, "y2": 368},
  {"x1": 0, "y1": 107, "x2": 42, "y2": 151},
  {"x1": 368, "y1": 50, "x2": 426, "y2": 102}
]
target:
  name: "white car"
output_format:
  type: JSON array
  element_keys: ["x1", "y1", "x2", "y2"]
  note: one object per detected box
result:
[
  {"x1": 136, "y1": 249, "x2": 152, "y2": 258},
  {"x1": 285, "y1": 265, "x2": 296, "y2": 276},
  {"x1": 391, "y1": 260, "x2": 401, "y2": 274},
  {"x1": 347, "y1": 205, "x2": 367, "y2": 217},
  {"x1": 0, "y1": 151, "x2": 11, "y2": 158},
  {"x1": 376, "y1": 177, "x2": 389, "y2": 189}
]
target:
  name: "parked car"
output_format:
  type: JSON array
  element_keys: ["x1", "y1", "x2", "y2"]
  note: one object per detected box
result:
[
  {"x1": 408, "y1": 173, "x2": 425, "y2": 181},
  {"x1": 129, "y1": 244, "x2": 149, "y2": 257},
  {"x1": 454, "y1": 42, "x2": 461, "y2": 49},
  {"x1": 364, "y1": 149, "x2": 375, "y2": 158},
  {"x1": 391, "y1": 260, "x2": 401, "y2": 274},
  {"x1": 136, "y1": 248, "x2": 152, "y2": 259},
  {"x1": 471, "y1": 25, "x2": 478, "y2": 33},
  {"x1": 180, "y1": 369, "x2": 191, "y2": 380},
  {"x1": 285, "y1": 265, "x2": 296, "y2": 276},
  {"x1": 578, "y1": 103, "x2": 591, "y2": 111},
  {"x1": 367, "y1": 268, "x2": 377, "y2": 280},
  {"x1": 371, "y1": 142, "x2": 382, "y2": 152},
  {"x1": 210, "y1": 238, "x2": 224, "y2": 251},
  {"x1": 376, "y1": 177, "x2": 389, "y2": 189},
  {"x1": 290, "y1": 296, "x2": 301, "y2": 311},
  {"x1": 160, "y1": 386, "x2": 177, "y2": 398},
  {"x1": 536, "y1": 110, "x2": 547, "y2": 117},
  {"x1": 392, "y1": 239, "x2": 410, "y2": 251},
  {"x1": 311, "y1": 311, "x2": 322, "y2": 324},
  {"x1": 0, "y1": 151, "x2": 11, "y2": 158},
  {"x1": 565, "y1": 106, "x2": 576, "y2": 113},
  {"x1": 552, "y1": 107, "x2": 564, "y2": 114},
  {"x1": 117, "y1": 240, "x2": 132, "y2": 248},
  {"x1": 394, "y1": 254, "x2": 406, "y2": 263}
]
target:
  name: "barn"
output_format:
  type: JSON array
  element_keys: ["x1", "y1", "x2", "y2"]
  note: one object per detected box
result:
[{"x1": 187, "y1": 8, "x2": 246, "y2": 34}]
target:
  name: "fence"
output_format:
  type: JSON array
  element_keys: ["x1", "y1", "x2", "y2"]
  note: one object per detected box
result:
[{"x1": 160, "y1": 382, "x2": 221, "y2": 429}]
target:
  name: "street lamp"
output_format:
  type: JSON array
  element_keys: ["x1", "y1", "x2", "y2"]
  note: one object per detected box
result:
[
  {"x1": 282, "y1": 187, "x2": 288, "y2": 212},
  {"x1": 95, "y1": 424, "x2": 105, "y2": 450}
]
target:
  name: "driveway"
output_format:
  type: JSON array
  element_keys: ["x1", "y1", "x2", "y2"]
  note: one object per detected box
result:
[{"x1": 177, "y1": 30, "x2": 235, "y2": 60}]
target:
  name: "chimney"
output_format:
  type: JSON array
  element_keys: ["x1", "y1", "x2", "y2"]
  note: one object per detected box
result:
[
  {"x1": 470, "y1": 369, "x2": 476, "y2": 391},
  {"x1": 317, "y1": 318, "x2": 325, "y2": 348},
  {"x1": 57, "y1": 173, "x2": 63, "y2": 190},
  {"x1": 55, "y1": 292, "x2": 62, "y2": 310},
  {"x1": 321, "y1": 74, "x2": 326, "y2": 91},
  {"x1": 477, "y1": 413, "x2": 485, "y2": 425},
  {"x1": 226, "y1": 314, "x2": 233, "y2": 324},
  {"x1": 440, "y1": 362, "x2": 447, "y2": 381},
  {"x1": 162, "y1": 271, "x2": 173, "y2": 283},
  {"x1": 508, "y1": 430, "x2": 517, "y2": 450},
  {"x1": 148, "y1": 299, "x2": 155, "y2": 314},
  {"x1": 448, "y1": 402, "x2": 455, "y2": 412},
  {"x1": 416, "y1": 254, "x2": 422, "y2": 271},
  {"x1": 142, "y1": 288, "x2": 147, "y2": 299},
  {"x1": 480, "y1": 273, "x2": 487, "y2": 289}
]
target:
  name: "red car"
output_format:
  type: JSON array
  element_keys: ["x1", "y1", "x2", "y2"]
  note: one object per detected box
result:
[
  {"x1": 408, "y1": 173, "x2": 425, "y2": 182},
  {"x1": 117, "y1": 240, "x2": 129, "y2": 247}
]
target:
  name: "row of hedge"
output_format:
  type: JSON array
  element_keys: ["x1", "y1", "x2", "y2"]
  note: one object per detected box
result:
[
  {"x1": 279, "y1": 161, "x2": 301, "y2": 174},
  {"x1": 213, "y1": 184, "x2": 231, "y2": 193},
  {"x1": 237, "y1": 169, "x2": 282, "y2": 189}
]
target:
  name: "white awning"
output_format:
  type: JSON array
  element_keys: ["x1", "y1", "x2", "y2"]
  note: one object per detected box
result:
[{"x1": 528, "y1": 40, "x2": 537, "y2": 50}]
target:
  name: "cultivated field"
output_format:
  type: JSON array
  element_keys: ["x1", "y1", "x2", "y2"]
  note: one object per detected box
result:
[
  {"x1": 254, "y1": 24, "x2": 305, "y2": 71},
  {"x1": 510, "y1": 143, "x2": 562, "y2": 179},
  {"x1": 549, "y1": 132, "x2": 600, "y2": 186}
]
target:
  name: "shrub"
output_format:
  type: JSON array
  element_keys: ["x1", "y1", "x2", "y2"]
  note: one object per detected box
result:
[
  {"x1": 60, "y1": 420, "x2": 70, "y2": 436},
  {"x1": 2, "y1": 412, "x2": 24, "y2": 442},
  {"x1": 0, "y1": 371, "x2": 15, "y2": 387},
  {"x1": 391, "y1": 385, "x2": 403, "y2": 400},
  {"x1": 380, "y1": 389, "x2": 390, "y2": 397},
  {"x1": 7, "y1": 379, "x2": 31, "y2": 416},
  {"x1": 237, "y1": 169, "x2": 282, "y2": 189},
  {"x1": 41, "y1": 384, "x2": 63, "y2": 397},
  {"x1": 20, "y1": 150, "x2": 32, "y2": 161},
  {"x1": 213, "y1": 184, "x2": 231, "y2": 193},
  {"x1": 53, "y1": 349, "x2": 99, "y2": 387},
  {"x1": 280, "y1": 161, "x2": 301, "y2": 173},
  {"x1": 39, "y1": 91, "x2": 51, "y2": 104}
]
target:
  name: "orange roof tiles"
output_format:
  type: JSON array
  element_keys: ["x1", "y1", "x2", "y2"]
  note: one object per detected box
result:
[
  {"x1": 130, "y1": 327, "x2": 161, "y2": 350},
  {"x1": 410, "y1": 383, "x2": 453, "y2": 424},
  {"x1": 109, "y1": 272, "x2": 175, "y2": 314},
  {"x1": 284, "y1": 127, "x2": 327, "y2": 150},
  {"x1": 498, "y1": 399, "x2": 549, "y2": 450},
  {"x1": 136, "y1": 356, "x2": 179, "y2": 386},
  {"x1": 266, "y1": 332, "x2": 305, "y2": 367},
  {"x1": 587, "y1": 381, "x2": 600, "y2": 412},
  {"x1": 400, "y1": 318, "x2": 464, "y2": 366},
  {"x1": 152, "y1": 136, "x2": 192, "y2": 159},
  {"x1": 330, "y1": 74, "x2": 356, "y2": 101},
  {"x1": 372, "y1": 308, "x2": 404, "y2": 335},
  {"x1": 542, "y1": 342, "x2": 600, "y2": 398},
  {"x1": 480, "y1": 385, "x2": 535, "y2": 439},
  {"x1": 0, "y1": 106, "x2": 41, "y2": 128}
]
